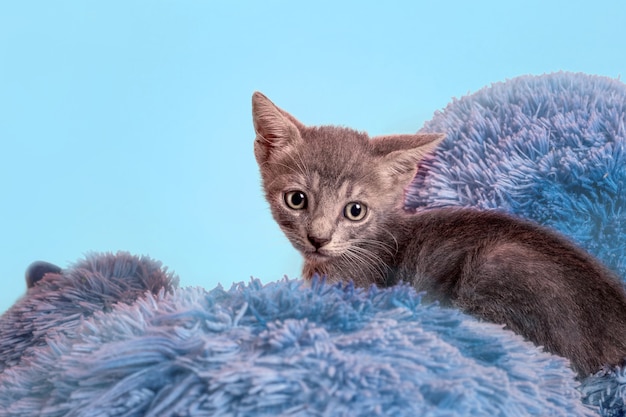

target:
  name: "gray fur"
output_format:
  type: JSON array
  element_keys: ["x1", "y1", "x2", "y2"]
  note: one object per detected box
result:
[{"x1": 252, "y1": 92, "x2": 626, "y2": 377}]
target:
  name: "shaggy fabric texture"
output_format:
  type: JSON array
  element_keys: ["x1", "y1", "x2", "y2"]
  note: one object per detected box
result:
[
  {"x1": 1, "y1": 72, "x2": 625, "y2": 416},
  {"x1": 0, "y1": 253, "x2": 595, "y2": 416},
  {"x1": 414, "y1": 72, "x2": 626, "y2": 278},
  {"x1": 413, "y1": 72, "x2": 626, "y2": 416},
  {"x1": 0, "y1": 252, "x2": 178, "y2": 375}
]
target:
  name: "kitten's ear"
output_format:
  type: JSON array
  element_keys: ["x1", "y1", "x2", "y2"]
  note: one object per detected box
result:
[
  {"x1": 252, "y1": 92, "x2": 305, "y2": 163},
  {"x1": 372, "y1": 133, "x2": 446, "y2": 185}
]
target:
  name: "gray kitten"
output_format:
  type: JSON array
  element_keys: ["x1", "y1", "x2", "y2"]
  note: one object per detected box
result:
[{"x1": 252, "y1": 91, "x2": 626, "y2": 377}]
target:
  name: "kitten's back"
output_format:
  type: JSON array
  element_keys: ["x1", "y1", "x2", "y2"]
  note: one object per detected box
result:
[{"x1": 402, "y1": 207, "x2": 626, "y2": 376}]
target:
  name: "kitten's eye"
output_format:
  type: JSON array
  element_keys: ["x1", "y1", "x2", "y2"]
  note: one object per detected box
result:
[
  {"x1": 344, "y1": 202, "x2": 367, "y2": 221},
  {"x1": 284, "y1": 191, "x2": 307, "y2": 210}
]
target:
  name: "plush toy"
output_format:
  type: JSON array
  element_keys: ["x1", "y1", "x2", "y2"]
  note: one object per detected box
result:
[{"x1": 2, "y1": 72, "x2": 625, "y2": 416}]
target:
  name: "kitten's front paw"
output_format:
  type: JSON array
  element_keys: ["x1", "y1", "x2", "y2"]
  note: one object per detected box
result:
[{"x1": 25, "y1": 260, "x2": 62, "y2": 288}]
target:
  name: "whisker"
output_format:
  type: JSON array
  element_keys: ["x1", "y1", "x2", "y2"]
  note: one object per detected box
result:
[
  {"x1": 286, "y1": 149, "x2": 310, "y2": 179},
  {"x1": 340, "y1": 249, "x2": 374, "y2": 283},
  {"x1": 369, "y1": 224, "x2": 400, "y2": 253},
  {"x1": 268, "y1": 160, "x2": 305, "y2": 177},
  {"x1": 344, "y1": 246, "x2": 390, "y2": 283},
  {"x1": 352, "y1": 238, "x2": 397, "y2": 258}
]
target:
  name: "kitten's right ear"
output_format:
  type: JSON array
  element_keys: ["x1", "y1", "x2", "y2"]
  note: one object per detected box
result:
[
  {"x1": 372, "y1": 133, "x2": 446, "y2": 186},
  {"x1": 252, "y1": 92, "x2": 304, "y2": 164}
]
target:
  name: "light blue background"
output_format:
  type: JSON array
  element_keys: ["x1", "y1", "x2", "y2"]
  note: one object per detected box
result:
[{"x1": 1, "y1": 1, "x2": 624, "y2": 313}]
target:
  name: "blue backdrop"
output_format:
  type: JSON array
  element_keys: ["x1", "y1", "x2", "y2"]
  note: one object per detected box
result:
[{"x1": 1, "y1": 1, "x2": 625, "y2": 313}]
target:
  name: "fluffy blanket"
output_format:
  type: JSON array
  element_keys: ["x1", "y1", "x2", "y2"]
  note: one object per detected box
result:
[
  {"x1": 413, "y1": 72, "x2": 626, "y2": 278},
  {"x1": 0, "y1": 254, "x2": 595, "y2": 416},
  {"x1": 1, "y1": 72, "x2": 625, "y2": 416}
]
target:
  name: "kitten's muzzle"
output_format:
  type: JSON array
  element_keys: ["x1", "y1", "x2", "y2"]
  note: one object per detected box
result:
[{"x1": 307, "y1": 235, "x2": 330, "y2": 250}]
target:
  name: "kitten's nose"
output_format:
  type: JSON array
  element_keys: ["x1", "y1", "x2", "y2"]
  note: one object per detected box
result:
[{"x1": 307, "y1": 235, "x2": 330, "y2": 250}]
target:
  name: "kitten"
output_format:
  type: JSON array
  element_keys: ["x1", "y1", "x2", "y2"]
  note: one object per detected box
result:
[{"x1": 252, "y1": 91, "x2": 626, "y2": 377}]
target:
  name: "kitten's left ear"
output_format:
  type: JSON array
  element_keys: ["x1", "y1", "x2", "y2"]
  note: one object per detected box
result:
[{"x1": 372, "y1": 133, "x2": 446, "y2": 185}]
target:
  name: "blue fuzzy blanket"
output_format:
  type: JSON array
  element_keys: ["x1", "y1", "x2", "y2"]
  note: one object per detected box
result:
[{"x1": 1, "y1": 72, "x2": 625, "y2": 416}]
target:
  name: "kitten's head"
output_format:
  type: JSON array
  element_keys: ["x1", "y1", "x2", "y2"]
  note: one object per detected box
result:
[{"x1": 252, "y1": 92, "x2": 444, "y2": 279}]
